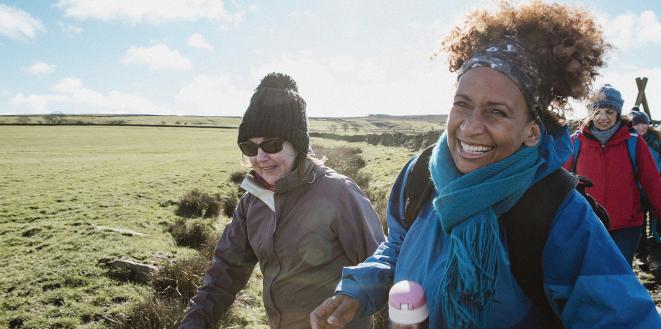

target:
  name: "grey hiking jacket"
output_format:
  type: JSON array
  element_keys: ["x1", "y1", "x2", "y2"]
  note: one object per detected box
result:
[{"x1": 181, "y1": 158, "x2": 385, "y2": 329}]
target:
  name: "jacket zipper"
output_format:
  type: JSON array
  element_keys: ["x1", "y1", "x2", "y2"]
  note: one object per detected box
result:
[{"x1": 270, "y1": 193, "x2": 283, "y2": 328}]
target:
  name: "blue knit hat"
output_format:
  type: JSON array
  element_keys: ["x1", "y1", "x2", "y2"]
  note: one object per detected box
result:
[
  {"x1": 588, "y1": 84, "x2": 624, "y2": 116},
  {"x1": 630, "y1": 108, "x2": 650, "y2": 125}
]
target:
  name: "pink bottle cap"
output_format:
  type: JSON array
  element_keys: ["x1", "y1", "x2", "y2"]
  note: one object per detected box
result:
[{"x1": 388, "y1": 280, "x2": 428, "y2": 325}]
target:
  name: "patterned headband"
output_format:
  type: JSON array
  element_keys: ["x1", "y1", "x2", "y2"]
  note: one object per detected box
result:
[{"x1": 457, "y1": 37, "x2": 546, "y2": 123}]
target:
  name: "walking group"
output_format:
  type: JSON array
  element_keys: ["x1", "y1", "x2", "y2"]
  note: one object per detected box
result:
[{"x1": 180, "y1": 1, "x2": 661, "y2": 328}]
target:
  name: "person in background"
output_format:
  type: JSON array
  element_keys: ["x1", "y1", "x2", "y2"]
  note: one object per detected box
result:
[
  {"x1": 566, "y1": 86, "x2": 661, "y2": 265},
  {"x1": 631, "y1": 108, "x2": 661, "y2": 172},
  {"x1": 630, "y1": 109, "x2": 661, "y2": 248},
  {"x1": 311, "y1": 1, "x2": 661, "y2": 328},
  {"x1": 181, "y1": 72, "x2": 385, "y2": 329}
]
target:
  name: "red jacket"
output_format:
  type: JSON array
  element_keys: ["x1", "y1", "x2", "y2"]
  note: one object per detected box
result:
[{"x1": 564, "y1": 123, "x2": 661, "y2": 231}]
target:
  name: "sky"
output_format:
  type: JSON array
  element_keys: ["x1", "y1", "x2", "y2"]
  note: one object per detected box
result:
[{"x1": 1, "y1": 0, "x2": 661, "y2": 119}]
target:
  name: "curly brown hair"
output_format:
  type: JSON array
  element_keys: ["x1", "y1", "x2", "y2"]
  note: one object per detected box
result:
[{"x1": 441, "y1": 0, "x2": 610, "y2": 131}]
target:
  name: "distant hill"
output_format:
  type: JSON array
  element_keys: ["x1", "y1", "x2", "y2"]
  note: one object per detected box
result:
[
  {"x1": 0, "y1": 114, "x2": 446, "y2": 134},
  {"x1": 365, "y1": 113, "x2": 448, "y2": 122}
]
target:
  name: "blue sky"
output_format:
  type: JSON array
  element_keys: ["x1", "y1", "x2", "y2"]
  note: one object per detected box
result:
[{"x1": 2, "y1": 1, "x2": 661, "y2": 119}]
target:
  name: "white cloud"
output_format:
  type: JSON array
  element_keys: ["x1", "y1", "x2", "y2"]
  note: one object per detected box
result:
[
  {"x1": 51, "y1": 77, "x2": 82, "y2": 93},
  {"x1": 25, "y1": 61, "x2": 56, "y2": 75},
  {"x1": 177, "y1": 75, "x2": 251, "y2": 116},
  {"x1": 121, "y1": 44, "x2": 192, "y2": 70},
  {"x1": 57, "y1": 21, "x2": 82, "y2": 35},
  {"x1": 289, "y1": 10, "x2": 317, "y2": 19},
  {"x1": 600, "y1": 10, "x2": 661, "y2": 51},
  {"x1": 56, "y1": 0, "x2": 241, "y2": 24},
  {"x1": 10, "y1": 77, "x2": 162, "y2": 114},
  {"x1": 250, "y1": 52, "x2": 452, "y2": 117},
  {"x1": 188, "y1": 33, "x2": 213, "y2": 51},
  {"x1": 0, "y1": 4, "x2": 44, "y2": 41}
]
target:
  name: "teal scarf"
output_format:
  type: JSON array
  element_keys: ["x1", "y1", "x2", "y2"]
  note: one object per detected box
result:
[{"x1": 429, "y1": 132, "x2": 544, "y2": 328}]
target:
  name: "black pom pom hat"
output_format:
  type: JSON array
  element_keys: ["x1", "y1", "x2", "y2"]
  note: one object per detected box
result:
[{"x1": 237, "y1": 72, "x2": 309, "y2": 154}]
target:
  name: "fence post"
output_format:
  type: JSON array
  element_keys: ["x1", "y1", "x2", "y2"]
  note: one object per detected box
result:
[{"x1": 635, "y1": 77, "x2": 652, "y2": 119}]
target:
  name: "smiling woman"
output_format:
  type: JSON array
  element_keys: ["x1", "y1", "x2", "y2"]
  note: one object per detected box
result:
[
  {"x1": 311, "y1": 1, "x2": 661, "y2": 328},
  {"x1": 566, "y1": 83, "x2": 661, "y2": 266},
  {"x1": 181, "y1": 72, "x2": 385, "y2": 329}
]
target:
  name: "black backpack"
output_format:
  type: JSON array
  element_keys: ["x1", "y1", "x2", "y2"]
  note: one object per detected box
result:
[{"x1": 402, "y1": 144, "x2": 610, "y2": 329}]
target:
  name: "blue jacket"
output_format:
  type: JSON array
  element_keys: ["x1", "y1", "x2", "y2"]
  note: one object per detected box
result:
[
  {"x1": 645, "y1": 133, "x2": 661, "y2": 173},
  {"x1": 337, "y1": 155, "x2": 661, "y2": 328}
]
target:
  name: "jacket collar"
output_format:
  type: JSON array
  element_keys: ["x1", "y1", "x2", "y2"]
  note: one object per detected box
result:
[
  {"x1": 274, "y1": 157, "x2": 326, "y2": 194},
  {"x1": 240, "y1": 177, "x2": 275, "y2": 212},
  {"x1": 244, "y1": 157, "x2": 326, "y2": 195},
  {"x1": 580, "y1": 122, "x2": 635, "y2": 145}
]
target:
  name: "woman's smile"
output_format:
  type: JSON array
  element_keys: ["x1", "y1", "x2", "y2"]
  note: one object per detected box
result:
[{"x1": 458, "y1": 140, "x2": 495, "y2": 158}]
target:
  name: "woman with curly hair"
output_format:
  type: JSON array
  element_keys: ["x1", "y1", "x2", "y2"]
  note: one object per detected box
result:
[{"x1": 311, "y1": 1, "x2": 661, "y2": 328}]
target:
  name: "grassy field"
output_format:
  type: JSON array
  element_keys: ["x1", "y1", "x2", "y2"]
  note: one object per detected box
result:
[
  {"x1": 0, "y1": 114, "x2": 446, "y2": 135},
  {"x1": 0, "y1": 125, "x2": 414, "y2": 328}
]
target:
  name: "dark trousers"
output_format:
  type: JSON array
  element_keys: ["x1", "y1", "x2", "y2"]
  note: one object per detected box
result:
[{"x1": 611, "y1": 226, "x2": 643, "y2": 265}]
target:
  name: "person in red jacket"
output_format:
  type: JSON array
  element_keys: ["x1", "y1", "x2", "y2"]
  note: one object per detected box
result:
[{"x1": 565, "y1": 84, "x2": 661, "y2": 265}]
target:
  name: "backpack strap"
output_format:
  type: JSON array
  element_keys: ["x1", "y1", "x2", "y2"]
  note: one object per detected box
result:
[
  {"x1": 501, "y1": 168, "x2": 577, "y2": 329},
  {"x1": 570, "y1": 131, "x2": 581, "y2": 173},
  {"x1": 403, "y1": 144, "x2": 436, "y2": 228},
  {"x1": 626, "y1": 131, "x2": 639, "y2": 175}
]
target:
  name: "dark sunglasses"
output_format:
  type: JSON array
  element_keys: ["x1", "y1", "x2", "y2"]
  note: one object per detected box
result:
[{"x1": 238, "y1": 138, "x2": 284, "y2": 156}]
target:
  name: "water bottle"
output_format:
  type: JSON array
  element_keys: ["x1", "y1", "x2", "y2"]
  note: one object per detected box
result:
[{"x1": 388, "y1": 280, "x2": 428, "y2": 329}]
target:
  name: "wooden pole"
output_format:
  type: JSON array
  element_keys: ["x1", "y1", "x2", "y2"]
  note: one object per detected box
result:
[{"x1": 635, "y1": 77, "x2": 652, "y2": 119}]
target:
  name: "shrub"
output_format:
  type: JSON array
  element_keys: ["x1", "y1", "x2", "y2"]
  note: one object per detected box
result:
[
  {"x1": 112, "y1": 295, "x2": 186, "y2": 329},
  {"x1": 353, "y1": 171, "x2": 371, "y2": 190},
  {"x1": 366, "y1": 189, "x2": 389, "y2": 234},
  {"x1": 312, "y1": 145, "x2": 367, "y2": 180},
  {"x1": 175, "y1": 189, "x2": 221, "y2": 218},
  {"x1": 151, "y1": 251, "x2": 213, "y2": 301},
  {"x1": 229, "y1": 171, "x2": 245, "y2": 185},
  {"x1": 167, "y1": 218, "x2": 214, "y2": 250},
  {"x1": 223, "y1": 191, "x2": 239, "y2": 218}
]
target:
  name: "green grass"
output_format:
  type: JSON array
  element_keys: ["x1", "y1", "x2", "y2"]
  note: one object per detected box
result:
[
  {"x1": 0, "y1": 126, "x2": 257, "y2": 328},
  {"x1": 0, "y1": 125, "x2": 419, "y2": 328}
]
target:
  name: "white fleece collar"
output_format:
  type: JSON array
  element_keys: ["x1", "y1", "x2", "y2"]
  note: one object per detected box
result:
[{"x1": 240, "y1": 176, "x2": 275, "y2": 212}]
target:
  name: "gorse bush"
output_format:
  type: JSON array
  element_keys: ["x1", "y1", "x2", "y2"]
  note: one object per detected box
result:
[
  {"x1": 312, "y1": 145, "x2": 366, "y2": 180},
  {"x1": 310, "y1": 130, "x2": 441, "y2": 150},
  {"x1": 113, "y1": 295, "x2": 186, "y2": 329},
  {"x1": 366, "y1": 189, "x2": 389, "y2": 233},
  {"x1": 167, "y1": 218, "x2": 214, "y2": 250},
  {"x1": 175, "y1": 189, "x2": 222, "y2": 218},
  {"x1": 113, "y1": 232, "x2": 220, "y2": 329},
  {"x1": 151, "y1": 249, "x2": 214, "y2": 301},
  {"x1": 223, "y1": 191, "x2": 239, "y2": 218},
  {"x1": 229, "y1": 170, "x2": 245, "y2": 185}
]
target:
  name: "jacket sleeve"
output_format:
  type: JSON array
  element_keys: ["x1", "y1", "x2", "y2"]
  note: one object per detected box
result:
[
  {"x1": 334, "y1": 180, "x2": 386, "y2": 264},
  {"x1": 335, "y1": 157, "x2": 415, "y2": 318},
  {"x1": 635, "y1": 135, "x2": 661, "y2": 217},
  {"x1": 180, "y1": 197, "x2": 258, "y2": 329},
  {"x1": 542, "y1": 190, "x2": 661, "y2": 328}
]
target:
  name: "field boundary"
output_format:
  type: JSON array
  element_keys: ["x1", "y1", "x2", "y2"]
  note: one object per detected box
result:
[{"x1": 0, "y1": 123, "x2": 236, "y2": 129}]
